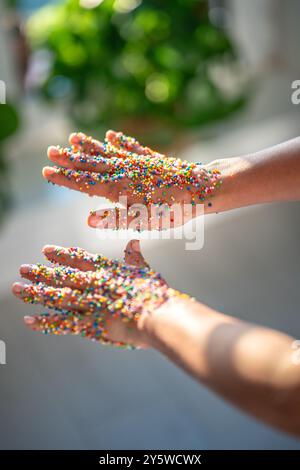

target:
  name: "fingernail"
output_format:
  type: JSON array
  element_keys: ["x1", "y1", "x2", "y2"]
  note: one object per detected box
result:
[
  {"x1": 12, "y1": 282, "x2": 23, "y2": 295},
  {"x1": 70, "y1": 132, "x2": 85, "y2": 143},
  {"x1": 88, "y1": 214, "x2": 99, "y2": 227},
  {"x1": 69, "y1": 132, "x2": 77, "y2": 141},
  {"x1": 20, "y1": 264, "x2": 32, "y2": 275},
  {"x1": 42, "y1": 166, "x2": 59, "y2": 178},
  {"x1": 47, "y1": 146, "x2": 60, "y2": 158},
  {"x1": 89, "y1": 213, "x2": 107, "y2": 228},
  {"x1": 24, "y1": 316, "x2": 36, "y2": 325},
  {"x1": 42, "y1": 245, "x2": 55, "y2": 254},
  {"x1": 131, "y1": 240, "x2": 140, "y2": 252}
]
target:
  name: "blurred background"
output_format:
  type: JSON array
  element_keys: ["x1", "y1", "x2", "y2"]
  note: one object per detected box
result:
[{"x1": 0, "y1": 0, "x2": 300, "y2": 450}]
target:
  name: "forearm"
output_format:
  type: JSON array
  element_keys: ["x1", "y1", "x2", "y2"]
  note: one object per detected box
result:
[
  {"x1": 204, "y1": 137, "x2": 300, "y2": 214},
  {"x1": 141, "y1": 295, "x2": 300, "y2": 436}
]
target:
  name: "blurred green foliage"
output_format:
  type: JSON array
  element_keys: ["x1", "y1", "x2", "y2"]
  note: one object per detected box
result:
[
  {"x1": 0, "y1": 103, "x2": 19, "y2": 222},
  {"x1": 27, "y1": 0, "x2": 246, "y2": 136},
  {"x1": 0, "y1": 103, "x2": 19, "y2": 141}
]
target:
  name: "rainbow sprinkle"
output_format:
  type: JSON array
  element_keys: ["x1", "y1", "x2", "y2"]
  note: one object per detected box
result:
[
  {"x1": 19, "y1": 246, "x2": 191, "y2": 349},
  {"x1": 51, "y1": 130, "x2": 222, "y2": 206}
]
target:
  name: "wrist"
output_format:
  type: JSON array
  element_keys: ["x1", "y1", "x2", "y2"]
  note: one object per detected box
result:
[
  {"x1": 202, "y1": 155, "x2": 255, "y2": 214},
  {"x1": 138, "y1": 291, "x2": 196, "y2": 349}
]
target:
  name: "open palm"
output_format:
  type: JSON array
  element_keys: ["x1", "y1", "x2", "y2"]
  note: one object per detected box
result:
[
  {"x1": 44, "y1": 130, "x2": 221, "y2": 230},
  {"x1": 12, "y1": 240, "x2": 172, "y2": 349}
]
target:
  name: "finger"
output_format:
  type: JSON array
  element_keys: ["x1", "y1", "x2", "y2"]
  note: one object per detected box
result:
[
  {"x1": 19, "y1": 262, "x2": 130, "y2": 291},
  {"x1": 23, "y1": 312, "x2": 139, "y2": 348},
  {"x1": 88, "y1": 204, "x2": 184, "y2": 231},
  {"x1": 42, "y1": 166, "x2": 127, "y2": 200},
  {"x1": 44, "y1": 154, "x2": 202, "y2": 205},
  {"x1": 20, "y1": 264, "x2": 94, "y2": 289},
  {"x1": 88, "y1": 206, "x2": 152, "y2": 231},
  {"x1": 39, "y1": 244, "x2": 153, "y2": 291},
  {"x1": 69, "y1": 132, "x2": 105, "y2": 155},
  {"x1": 12, "y1": 281, "x2": 108, "y2": 312},
  {"x1": 68, "y1": 132, "x2": 132, "y2": 160},
  {"x1": 23, "y1": 312, "x2": 86, "y2": 335},
  {"x1": 70, "y1": 130, "x2": 159, "y2": 161},
  {"x1": 42, "y1": 245, "x2": 120, "y2": 271},
  {"x1": 23, "y1": 312, "x2": 109, "y2": 342},
  {"x1": 105, "y1": 130, "x2": 163, "y2": 158},
  {"x1": 124, "y1": 240, "x2": 150, "y2": 268},
  {"x1": 47, "y1": 146, "x2": 113, "y2": 173},
  {"x1": 42, "y1": 165, "x2": 106, "y2": 195}
]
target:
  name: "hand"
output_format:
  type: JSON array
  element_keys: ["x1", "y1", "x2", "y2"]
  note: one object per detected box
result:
[
  {"x1": 12, "y1": 240, "x2": 182, "y2": 349},
  {"x1": 44, "y1": 130, "x2": 222, "y2": 230}
]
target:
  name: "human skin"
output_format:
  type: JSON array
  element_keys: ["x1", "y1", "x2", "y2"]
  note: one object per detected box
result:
[
  {"x1": 44, "y1": 130, "x2": 222, "y2": 229},
  {"x1": 204, "y1": 137, "x2": 300, "y2": 214},
  {"x1": 12, "y1": 240, "x2": 170, "y2": 348},
  {"x1": 12, "y1": 135, "x2": 300, "y2": 436},
  {"x1": 12, "y1": 240, "x2": 300, "y2": 437},
  {"x1": 43, "y1": 133, "x2": 300, "y2": 227},
  {"x1": 145, "y1": 296, "x2": 300, "y2": 438}
]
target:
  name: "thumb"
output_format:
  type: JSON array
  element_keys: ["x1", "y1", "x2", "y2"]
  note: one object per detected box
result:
[{"x1": 124, "y1": 240, "x2": 150, "y2": 268}]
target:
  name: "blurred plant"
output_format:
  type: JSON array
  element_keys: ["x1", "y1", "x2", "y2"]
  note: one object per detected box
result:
[
  {"x1": 27, "y1": 0, "x2": 247, "y2": 141},
  {"x1": 0, "y1": 103, "x2": 19, "y2": 222}
]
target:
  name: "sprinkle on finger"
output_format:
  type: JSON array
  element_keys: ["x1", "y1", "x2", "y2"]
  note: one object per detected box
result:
[
  {"x1": 105, "y1": 130, "x2": 163, "y2": 158},
  {"x1": 42, "y1": 245, "x2": 121, "y2": 271}
]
